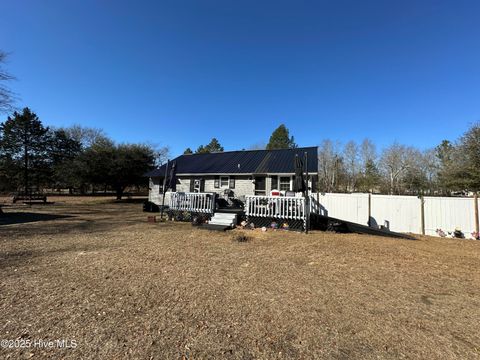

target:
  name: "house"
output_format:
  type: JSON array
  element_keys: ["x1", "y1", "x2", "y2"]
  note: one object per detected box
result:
[
  {"x1": 144, "y1": 146, "x2": 413, "y2": 237},
  {"x1": 145, "y1": 146, "x2": 319, "y2": 206}
]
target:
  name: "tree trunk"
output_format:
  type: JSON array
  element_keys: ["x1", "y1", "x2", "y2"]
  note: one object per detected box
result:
[
  {"x1": 116, "y1": 187, "x2": 124, "y2": 200},
  {"x1": 24, "y1": 125, "x2": 29, "y2": 196},
  {"x1": 390, "y1": 173, "x2": 394, "y2": 195}
]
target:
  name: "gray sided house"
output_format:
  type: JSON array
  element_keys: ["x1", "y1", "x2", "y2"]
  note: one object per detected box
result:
[{"x1": 145, "y1": 147, "x2": 319, "y2": 205}]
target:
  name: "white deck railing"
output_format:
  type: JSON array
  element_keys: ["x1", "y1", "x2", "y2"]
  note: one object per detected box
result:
[
  {"x1": 245, "y1": 195, "x2": 307, "y2": 220},
  {"x1": 169, "y1": 192, "x2": 216, "y2": 213}
]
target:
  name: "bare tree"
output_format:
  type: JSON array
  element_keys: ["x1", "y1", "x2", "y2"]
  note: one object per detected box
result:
[
  {"x1": 379, "y1": 143, "x2": 416, "y2": 194},
  {"x1": 154, "y1": 146, "x2": 170, "y2": 166},
  {"x1": 61, "y1": 125, "x2": 110, "y2": 149},
  {"x1": 420, "y1": 149, "x2": 439, "y2": 193},
  {"x1": 318, "y1": 140, "x2": 342, "y2": 192},
  {"x1": 343, "y1": 141, "x2": 360, "y2": 192},
  {"x1": 0, "y1": 51, "x2": 15, "y2": 113},
  {"x1": 360, "y1": 138, "x2": 377, "y2": 167},
  {"x1": 402, "y1": 148, "x2": 431, "y2": 195}
]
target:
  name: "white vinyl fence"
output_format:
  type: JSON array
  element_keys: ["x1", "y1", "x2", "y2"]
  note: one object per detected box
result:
[
  {"x1": 370, "y1": 195, "x2": 421, "y2": 234},
  {"x1": 313, "y1": 193, "x2": 479, "y2": 238},
  {"x1": 316, "y1": 193, "x2": 370, "y2": 226},
  {"x1": 423, "y1": 196, "x2": 476, "y2": 237}
]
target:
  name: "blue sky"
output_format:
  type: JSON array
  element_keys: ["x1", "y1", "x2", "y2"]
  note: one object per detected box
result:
[{"x1": 1, "y1": 0, "x2": 479, "y2": 156}]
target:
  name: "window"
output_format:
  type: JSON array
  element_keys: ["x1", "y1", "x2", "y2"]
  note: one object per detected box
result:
[
  {"x1": 279, "y1": 176, "x2": 291, "y2": 191},
  {"x1": 254, "y1": 176, "x2": 266, "y2": 195},
  {"x1": 220, "y1": 176, "x2": 229, "y2": 187},
  {"x1": 271, "y1": 176, "x2": 278, "y2": 190}
]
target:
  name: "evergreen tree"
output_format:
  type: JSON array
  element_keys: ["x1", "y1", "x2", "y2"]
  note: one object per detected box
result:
[
  {"x1": 0, "y1": 108, "x2": 50, "y2": 193},
  {"x1": 195, "y1": 138, "x2": 224, "y2": 153},
  {"x1": 456, "y1": 123, "x2": 480, "y2": 191},
  {"x1": 183, "y1": 147, "x2": 193, "y2": 155},
  {"x1": 434, "y1": 128, "x2": 480, "y2": 193},
  {"x1": 77, "y1": 138, "x2": 156, "y2": 198},
  {"x1": 77, "y1": 137, "x2": 115, "y2": 193},
  {"x1": 266, "y1": 124, "x2": 297, "y2": 150},
  {"x1": 358, "y1": 159, "x2": 381, "y2": 192},
  {"x1": 196, "y1": 145, "x2": 207, "y2": 154},
  {"x1": 108, "y1": 144, "x2": 156, "y2": 199},
  {"x1": 435, "y1": 140, "x2": 455, "y2": 192},
  {"x1": 204, "y1": 138, "x2": 224, "y2": 153},
  {"x1": 49, "y1": 129, "x2": 82, "y2": 191}
]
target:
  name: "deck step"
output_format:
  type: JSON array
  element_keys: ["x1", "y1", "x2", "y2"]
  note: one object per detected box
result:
[
  {"x1": 209, "y1": 219, "x2": 235, "y2": 226},
  {"x1": 199, "y1": 224, "x2": 231, "y2": 231},
  {"x1": 212, "y1": 213, "x2": 237, "y2": 220},
  {"x1": 208, "y1": 212, "x2": 238, "y2": 227}
]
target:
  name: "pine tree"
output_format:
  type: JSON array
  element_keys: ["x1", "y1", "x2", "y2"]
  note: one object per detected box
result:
[
  {"x1": 358, "y1": 159, "x2": 380, "y2": 192},
  {"x1": 183, "y1": 147, "x2": 193, "y2": 155},
  {"x1": 204, "y1": 138, "x2": 224, "y2": 153},
  {"x1": 456, "y1": 123, "x2": 480, "y2": 191},
  {"x1": 266, "y1": 124, "x2": 297, "y2": 150},
  {"x1": 196, "y1": 145, "x2": 207, "y2": 154},
  {"x1": 0, "y1": 108, "x2": 50, "y2": 193},
  {"x1": 195, "y1": 138, "x2": 224, "y2": 153},
  {"x1": 49, "y1": 129, "x2": 82, "y2": 191}
]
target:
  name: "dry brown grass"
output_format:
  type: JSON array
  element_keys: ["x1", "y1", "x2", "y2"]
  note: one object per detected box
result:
[
  {"x1": 0, "y1": 195, "x2": 144, "y2": 206},
  {"x1": 1, "y1": 199, "x2": 479, "y2": 359}
]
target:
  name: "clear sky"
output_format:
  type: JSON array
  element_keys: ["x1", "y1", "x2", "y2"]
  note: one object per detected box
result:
[{"x1": 1, "y1": 0, "x2": 479, "y2": 156}]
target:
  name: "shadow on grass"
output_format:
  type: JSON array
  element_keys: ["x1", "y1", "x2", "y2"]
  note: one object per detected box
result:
[
  {"x1": 113, "y1": 198, "x2": 147, "y2": 204},
  {"x1": 0, "y1": 242, "x2": 112, "y2": 271},
  {"x1": 0, "y1": 212, "x2": 72, "y2": 226}
]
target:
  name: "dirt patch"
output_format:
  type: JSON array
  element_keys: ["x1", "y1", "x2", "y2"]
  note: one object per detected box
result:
[{"x1": 1, "y1": 200, "x2": 479, "y2": 359}]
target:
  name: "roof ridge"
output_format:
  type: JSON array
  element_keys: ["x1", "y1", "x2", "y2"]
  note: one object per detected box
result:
[{"x1": 181, "y1": 146, "x2": 317, "y2": 156}]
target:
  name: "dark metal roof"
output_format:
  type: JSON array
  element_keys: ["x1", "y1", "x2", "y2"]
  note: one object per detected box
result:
[{"x1": 145, "y1": 147, "x2": 318, "y2": 177}]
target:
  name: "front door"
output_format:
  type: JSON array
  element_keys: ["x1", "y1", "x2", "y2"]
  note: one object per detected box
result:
[
  {"x1": 254, "y1": 176, "x2": 266, "y2": 195},
  {"x1": 190, "y1": 178, "x2": 205, "y2": 193}
]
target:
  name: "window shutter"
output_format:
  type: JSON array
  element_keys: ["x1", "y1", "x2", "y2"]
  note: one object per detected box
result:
[
  {"x1": 189, "y1": 178, "x2": 194, "y2": 192},
  {"x1": 229, "y1": 177, "x2": 235, "y2": 189},
  {"x1": 214, "y1": 176, "x2": 220, "y2": 188}
]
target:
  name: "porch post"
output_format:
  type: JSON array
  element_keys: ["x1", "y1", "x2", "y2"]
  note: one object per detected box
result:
[
  {"x1": 304, "y1": 151, "x2": 309, "y2": 233},
  {"x1": 160, "y1": 160, "x2": 169, "y2": 220}
]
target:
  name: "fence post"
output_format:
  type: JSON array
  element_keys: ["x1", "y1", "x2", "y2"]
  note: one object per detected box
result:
[
  {"x1": 475, "y1": 193, "x2": 479, "y2": 238},
  {"x1": 368, "y1": 192, "x2": 372, "y2": 227},
  {"x1": 420, "y1": 195, "x2": 425, "y2": 235}
]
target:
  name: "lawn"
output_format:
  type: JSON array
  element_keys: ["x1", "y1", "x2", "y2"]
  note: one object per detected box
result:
[{"x1": 1, "y1": 198, "x2": 479, "y2": 359}]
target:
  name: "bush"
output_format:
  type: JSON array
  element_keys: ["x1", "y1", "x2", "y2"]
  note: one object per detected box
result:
[{"x1": 232, "y1": 234, "x2": 251, "y2": 243}]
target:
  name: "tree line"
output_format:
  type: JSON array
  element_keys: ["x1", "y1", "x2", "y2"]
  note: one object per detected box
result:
[
  {"x1": 185, "y1": 122, "x2": 480, "y2": 196},
  {"x1": 316, "y1": 123, "x2": 480, "y2": 195},
  {"x1": 0, "y1": 108, "x2": 168, "y2": 199},
  {"x1": 183, "y1": 124, "x2": 297, "y2": 154}
]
